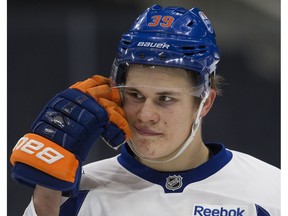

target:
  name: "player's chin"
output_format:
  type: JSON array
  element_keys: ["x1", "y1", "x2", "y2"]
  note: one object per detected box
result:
[
  {"x1": 131, "y1": 139, "x2": 154, "y2": 155},
  {"x1": 133, "y1": 141, "x2": 169, "y2": 159}
]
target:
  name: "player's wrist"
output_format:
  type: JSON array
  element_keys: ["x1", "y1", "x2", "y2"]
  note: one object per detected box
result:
[{"x1": 33, "y1": 185, "x2": 62, "y2": 216}]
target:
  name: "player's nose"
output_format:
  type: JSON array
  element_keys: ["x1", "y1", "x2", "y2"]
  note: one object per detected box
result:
[{"x1": 136, "y1": 99, "x2": 160, "y2": 123}]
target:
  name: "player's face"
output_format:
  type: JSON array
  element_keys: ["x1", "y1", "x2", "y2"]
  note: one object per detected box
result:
[{"x1": 122, "y1": 64, "x2": 198, "y2": 160}]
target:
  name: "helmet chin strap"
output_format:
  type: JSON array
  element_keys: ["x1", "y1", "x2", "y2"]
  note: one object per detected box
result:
[{"x1": 127, "y1": 90, "x2": 210, "y2": 164}]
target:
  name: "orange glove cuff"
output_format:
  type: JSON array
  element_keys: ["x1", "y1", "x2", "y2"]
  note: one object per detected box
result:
[{"x1": 10, "y1": 133, "x2": 79, "y2": 183}]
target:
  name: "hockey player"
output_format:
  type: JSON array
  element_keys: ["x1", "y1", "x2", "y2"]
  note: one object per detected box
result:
[{"x1": 10, "y1": 4, "x2": 280, "y2": 216}]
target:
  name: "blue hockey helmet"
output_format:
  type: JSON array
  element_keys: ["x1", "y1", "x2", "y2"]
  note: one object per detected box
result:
[{"x1": 111, "y1": 4, "x2": 220, "y2": 95}]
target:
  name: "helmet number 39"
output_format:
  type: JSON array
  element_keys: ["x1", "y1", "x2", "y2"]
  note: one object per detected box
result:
[{"x1": 148, "y1": 15, "x2": 174, "y2": 27}]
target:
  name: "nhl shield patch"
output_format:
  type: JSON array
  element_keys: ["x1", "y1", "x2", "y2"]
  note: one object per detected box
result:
[{"x1": 165, "y1": 175, "x2": 183, "y2": 191}]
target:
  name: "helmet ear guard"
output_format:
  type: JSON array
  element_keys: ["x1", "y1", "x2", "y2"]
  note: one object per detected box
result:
[{"x1": 111, "y1": 59, "x2": 128, "y2": 85}]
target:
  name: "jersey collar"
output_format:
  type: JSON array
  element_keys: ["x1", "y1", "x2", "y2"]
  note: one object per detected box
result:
[{"x1": 117, "y1": 143, "x2": 232, "y2": 193}]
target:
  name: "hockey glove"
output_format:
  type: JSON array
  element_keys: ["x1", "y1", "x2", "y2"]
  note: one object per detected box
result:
[{"x1": 10, "y1": 75, "x2": 131, "y2": 196}]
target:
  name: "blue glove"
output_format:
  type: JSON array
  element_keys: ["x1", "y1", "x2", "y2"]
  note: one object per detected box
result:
[{"x1": 10, "y1": 76, "x2": 131, "y2": 196}]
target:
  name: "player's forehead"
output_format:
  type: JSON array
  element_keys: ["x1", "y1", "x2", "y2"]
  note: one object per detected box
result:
[
  {"x1": 126, "y1": 64, "x2": 192, "y2": 88},
  {"x1": 127, "y1": 64, "x2": 187, "y2": 73}
]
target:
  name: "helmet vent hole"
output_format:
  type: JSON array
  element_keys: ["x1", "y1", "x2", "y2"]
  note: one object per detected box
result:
[
  {"x1": 159, "y1": 53, "x2": 166, "y2": 60},
  {"x1": 182, "y1": 46, "x2": 196, "y2": 50},
  {"x1": 184, "y1": 50, "x2": 207, "y2": 56},
  {"x1": 122, "y1": 40, "x2": 131, "y2": 45},
  {"x1": 187, "y1": 21, "x2": 194, "y2": 27},
  {"x1": 181, "y1": 45, "x2": 208, "y2": 56},
  {"x1": 121, "y1": 40, "x2": 131, "y2": 51}
]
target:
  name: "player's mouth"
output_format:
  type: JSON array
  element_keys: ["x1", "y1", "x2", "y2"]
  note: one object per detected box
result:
[{"x1": 134, "y1": 126, "x2": 162, "y2": 136}]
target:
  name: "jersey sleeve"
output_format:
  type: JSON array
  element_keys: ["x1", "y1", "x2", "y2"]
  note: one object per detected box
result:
[{"x1": 23, "y1": 197, "x2": 37, "y2": 216}]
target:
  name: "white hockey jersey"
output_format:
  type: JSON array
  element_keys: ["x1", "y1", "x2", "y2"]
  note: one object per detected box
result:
[{"x1": 24, "y1": 143, "x2": 280, "y2": 216}]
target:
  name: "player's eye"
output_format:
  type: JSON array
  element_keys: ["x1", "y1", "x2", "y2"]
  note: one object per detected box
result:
[
  {"x1": 158, "y1": 96, "x2": 174, "y2": 103},
  {"x1": 158, "y1": 96, "x2": 172, "y2": 102},
  {"x1": 125, "y1": 91, "x2": 145, "y2": 102}
]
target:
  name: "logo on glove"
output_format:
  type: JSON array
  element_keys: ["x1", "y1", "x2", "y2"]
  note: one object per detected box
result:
[{"x1": 13, "y1": 137, "x2": 64, "y2": 164}]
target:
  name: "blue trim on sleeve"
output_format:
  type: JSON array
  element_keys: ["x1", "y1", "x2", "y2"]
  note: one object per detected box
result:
[
  {"x1": 59, "y1": 190, "x2": 89, "y2": 216},
  {"x1": 118, "y1": 143, "x2": 232, "y2": 193},
  {"x1": 255, "y1": 204, "x2": 270, "y2": 216}
]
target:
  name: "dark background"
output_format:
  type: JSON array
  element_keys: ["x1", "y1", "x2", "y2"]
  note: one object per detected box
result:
[{"x1": 7, "y1": 0, "x2": 280, "y2": 215}]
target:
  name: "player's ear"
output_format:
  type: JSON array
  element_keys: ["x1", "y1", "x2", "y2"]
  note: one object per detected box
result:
[{"x1": 200, "y1": 89, "x2": 216, "y2": 118}]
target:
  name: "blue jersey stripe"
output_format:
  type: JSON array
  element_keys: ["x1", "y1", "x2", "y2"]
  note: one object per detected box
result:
[
  {"x1": 60, "y1": 190, "x2": 89, "y2": 216},
  {"x1": 256, "y1": 204, "x2": 270, "y2": 216}
]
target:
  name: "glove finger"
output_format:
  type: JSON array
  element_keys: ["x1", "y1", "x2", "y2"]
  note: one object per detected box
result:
[
  {"x1": 70, "y1": 75, "x2": 110, "y2": 92},
  {"x1": 60, "y1": 89, "x2": 109, "y2": 121},
  {"x1": 70, "y1": 78, "x2": 99, "y2": 92},
  {"x1": 106, "y1": 107, "x2": 131, "y2": 141},
  {"x1": 34, "y1": 109, "x2": 89, "y2": 142},
  {"x1": 99, "y1": 99, "x2": 131, "y2": 140},
  {"x1": 51, "y1": 97, "x2": 106, "y2": 131},
  {"x1": 86, "y1": 85, "x2": 122, "y2": 106},
  {"x1": 101, "y1": 123, "x2": 126, "y2": 149},
  {"x1": 91, "y1": 75, "x2": 110, "y2": 84},
  {"x1": 97, "y1": 98, "x2": 125, "y2": 117},
  {"x1": 32, "y1": 122, "x2": 81, "y2": 152},
  {"x1": 97, "y1": 98, "x2": 131, "y2": 141},
  {"x1": 86, "y1": 84, "x2": 111, "y2": 98}
]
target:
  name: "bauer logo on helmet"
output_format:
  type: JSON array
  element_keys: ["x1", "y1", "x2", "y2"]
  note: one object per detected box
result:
[{"x1": 137, "y1": 41, "x2": 170, "y2": 49}]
